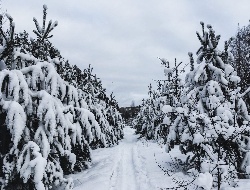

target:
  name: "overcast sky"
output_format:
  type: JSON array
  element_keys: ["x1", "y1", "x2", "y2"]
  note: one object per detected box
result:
[{"x1": 2, "y1": 0, "x2": 250, "y2": 107}]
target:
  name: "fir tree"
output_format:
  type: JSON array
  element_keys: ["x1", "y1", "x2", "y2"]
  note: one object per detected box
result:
[
  {"x1": 230, "y1": 23, "x2": 250, "y2": 111},
  {"x1": 166, "y1": 22, "x2": 250, "y2": 189},
  {"x1": 133, "y1": 58, "x2": 184, "y2": 141},
  {"x1": 0, "y1": 5, "x2": 124, "y2": 189}
]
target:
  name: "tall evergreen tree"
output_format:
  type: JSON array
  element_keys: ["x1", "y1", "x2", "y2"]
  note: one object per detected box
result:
[
  {"x1": 166, "y1": 22, "x2": 250, "y2": 189},
  {"x1": 0, "y1": 5, "x2": 124, "y2": 189},
  {"x1": 133, "y1": 58, "x2": 184, "y2": 141},
  {"x1": 230, "y1": 23, "x2": 250, "y2": 111}
]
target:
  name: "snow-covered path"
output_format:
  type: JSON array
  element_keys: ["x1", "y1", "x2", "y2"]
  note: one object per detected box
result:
[
  {"x1": 109, "y1": 127, "x2": 138, "y2": 190},
  {"x1": 69, "y1": 126, "x2": 154, "y2": 190},
  {"x1": 67, "y1": 126, "x2": 250, "y2": 190},
  {"x1": 68, "y1": 126, "x2": 197, "y2": 189}
]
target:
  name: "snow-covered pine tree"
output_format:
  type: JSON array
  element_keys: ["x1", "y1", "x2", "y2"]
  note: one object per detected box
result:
[
  {"x1": 230, "y1": 23, "x2": 250, "y2": 91},
  {"x1": 31, "y1": 5, "x2": 60, "y2": 61},
  {"x1": 0, "y1": 5, "x2": 123, "y2": 189},
  {"x1": 80, "y1": 66, "x2": 124, "y2": 148},
  {"x1": 159, "y1": 58, "x2": 185, "y2": 141},
  {"x1": 55, "y1": 61, "x2": 124, "y2": 149},
  {"x1": 1, "y1": 3, "x2": 124, "y2": 149},
  {"x1": 133, "y1": 98, "x2": 146, "y2": 135},
  {"x1": 0, "y1": 13, "x2": 17, "y2": 70},
  {"x1": 133, "y1": 58, "x2": 184, "y2": 141},
  {"x1": 133, "y1": 84, "x2": 158, "y2": 139},
  {"x1": 0, "y1": 61, "x2": 102, "y2": 189},
  {"x1": 230, "y1": 23, "x2": 250, "y2": 111},
  {"x1": 166, "y1": 22, "x2": 250, "y2": 189}
]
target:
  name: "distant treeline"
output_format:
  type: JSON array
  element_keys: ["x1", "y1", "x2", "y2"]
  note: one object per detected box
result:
[{"x1": 119, "y1": 106, "x2": 140, "y2": 121}]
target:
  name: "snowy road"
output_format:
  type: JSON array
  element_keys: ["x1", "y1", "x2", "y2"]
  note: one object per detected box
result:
[
  {"x1": 67, "y1": 126, "x2": 250, "y2": 190},
  {"x1": 109, "y1": 127, "x2": 138, "y2": 190},
  {"x1": 69, "y1": 126, "x2": 154, "y2": 190},
  {"x1": 69, "y1": 126, "x2": 195, "y2": 190}
]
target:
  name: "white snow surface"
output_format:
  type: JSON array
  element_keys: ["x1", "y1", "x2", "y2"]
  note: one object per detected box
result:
[
  {"x1": 67, "y1": 126, "x2": 194, "y2": 190},
  {"x1": 65, "y1": 126, "x2": 250, "y2": 190},
  {"x1": 162, "y1": 105, "x2": 172, "y2": 113},
  {"x1": 68, "y1": 126, "x2": 151, "y2": 190}
]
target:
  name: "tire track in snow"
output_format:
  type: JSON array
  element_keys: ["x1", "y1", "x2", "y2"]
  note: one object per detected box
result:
[
  {"x1": 109, "y1": 144, "x2": 122, "y2": 190},
  {"x1": 109, "y1": 126, "x2": 139, "y2": 190},
  {"x1": 133, "y1": 144, "x2": 153, "y2": 190},
  {"x1": 71, "y1": 126, "x2": 152, "y2": 190}
]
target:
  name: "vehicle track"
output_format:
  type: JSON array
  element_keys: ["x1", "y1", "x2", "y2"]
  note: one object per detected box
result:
[{"x1": 109, "y1": 127, "x2": 139, "y2": 190}]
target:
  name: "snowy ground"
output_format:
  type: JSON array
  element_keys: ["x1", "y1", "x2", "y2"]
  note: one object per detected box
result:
[{"x1": 67, "y1": 126, "x2": 250, "y2": 190}]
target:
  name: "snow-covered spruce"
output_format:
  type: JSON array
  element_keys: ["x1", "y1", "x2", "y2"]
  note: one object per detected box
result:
[
  {"x1": 229, "y1": 36, "x2": 248, "y2": 90},
  {"x1": 0, "y1": 62, "x2": 97, "y2": 189},
  {"x1": 230, "y1": 23, "x2": 250, "y2": 112},
  {"x1": 79, "y1": 66, "x2": 124, "y2": 148},
  {"x1": 0, "y1": 5, "x2": 123, "y2": 190},
  {"x1": 166, "y1": 22, "x2": 250, "y2": 189},
  {"x1": 133, "y1": 58, "x2": 184, "y2": 142}
]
